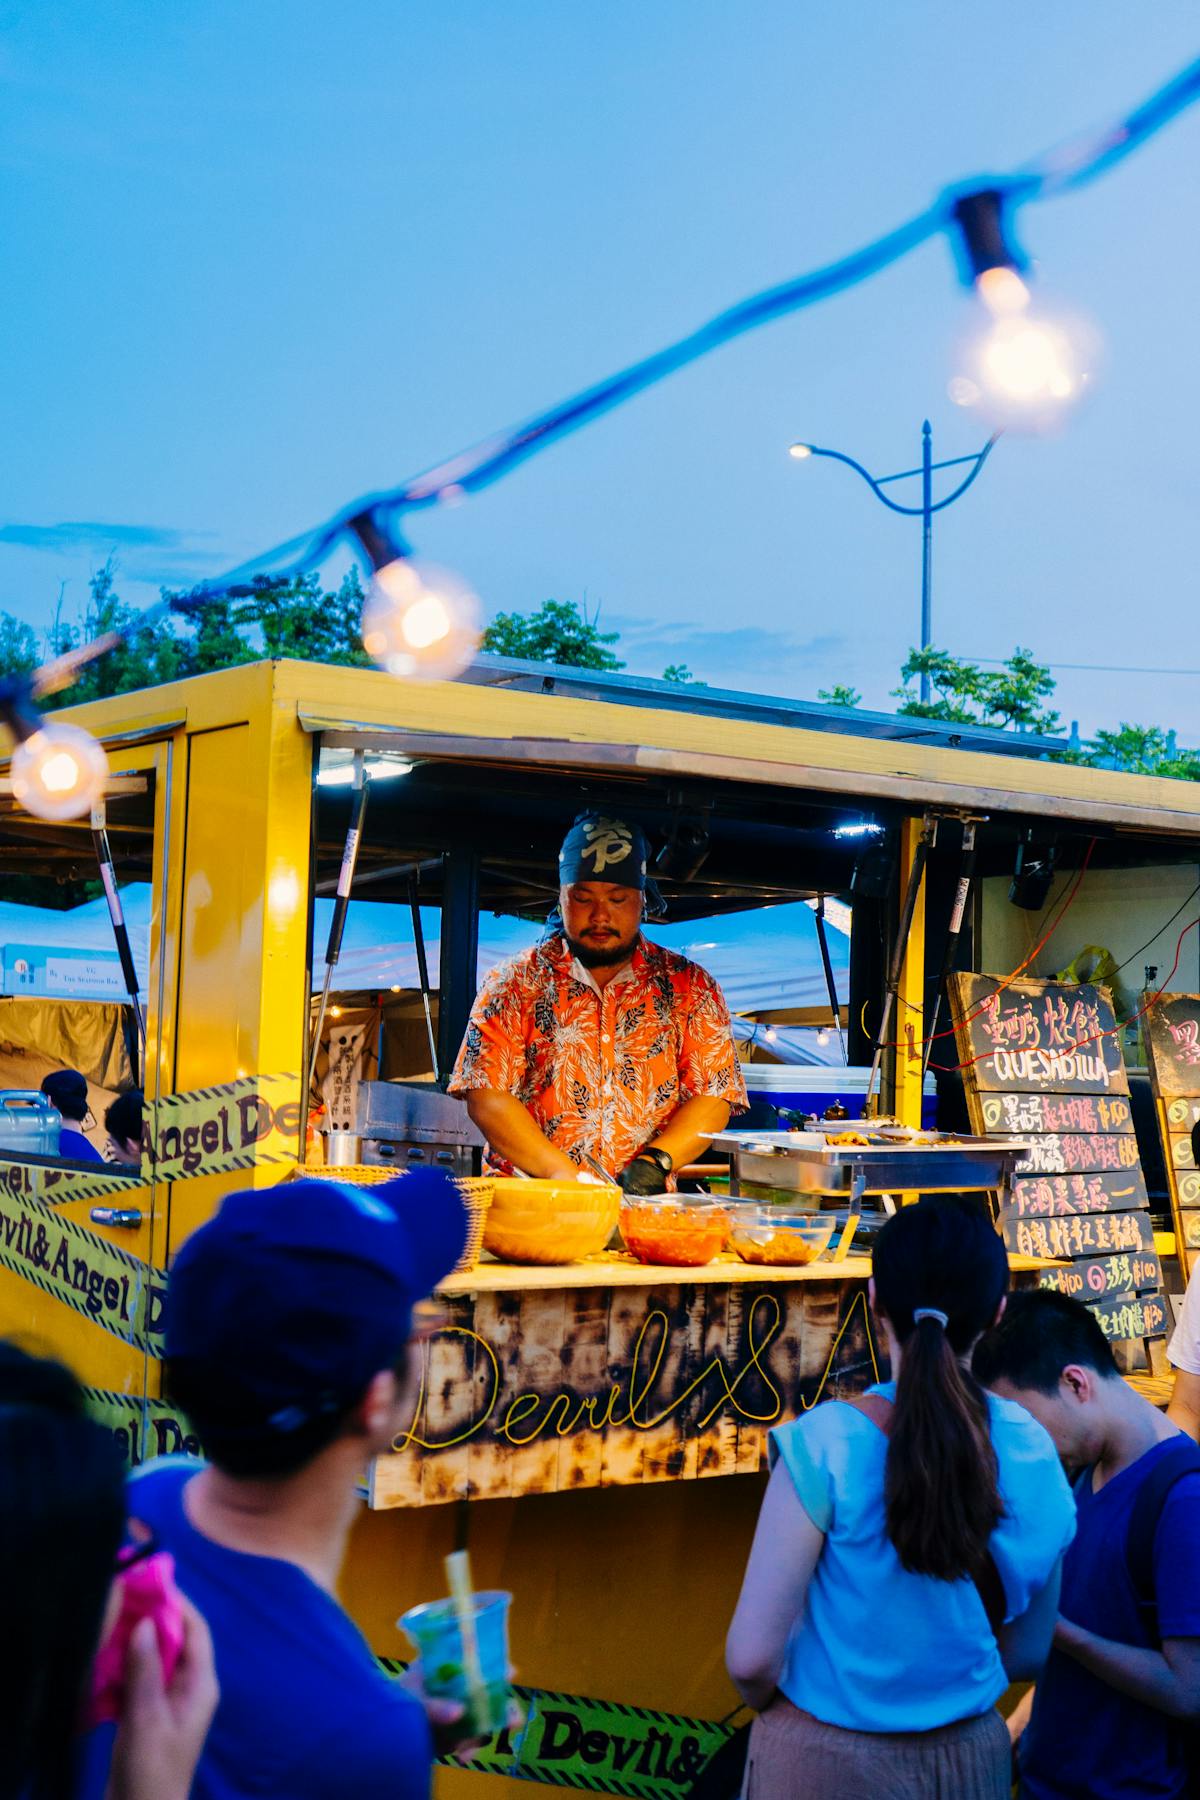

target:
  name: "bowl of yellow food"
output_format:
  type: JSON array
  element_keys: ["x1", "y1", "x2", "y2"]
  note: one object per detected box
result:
[
  {"x1": 483, "y1": 1177, "x2": 620, "y2": 1265},
  {"x1": 727, "y1": 1208, "x2": 837, "y2": 1267}
]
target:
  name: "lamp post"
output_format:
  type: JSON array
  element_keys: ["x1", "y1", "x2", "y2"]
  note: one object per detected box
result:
[{"x1": 789, "y1": 422, "x2": 1000, "y2": 704}]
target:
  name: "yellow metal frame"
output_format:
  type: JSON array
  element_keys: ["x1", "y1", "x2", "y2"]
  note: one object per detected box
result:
[{"x1": 2, "y1": 658, "x2": 1199, "y2": 1798}]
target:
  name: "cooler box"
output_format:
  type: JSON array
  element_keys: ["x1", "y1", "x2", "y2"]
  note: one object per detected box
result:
[
  {"x1": 0, "y1": 1090, "x2": 62, "y2": 1156},
  {"x1": 741, "y1": 1063, "x2": 938, "y2": 1129}
]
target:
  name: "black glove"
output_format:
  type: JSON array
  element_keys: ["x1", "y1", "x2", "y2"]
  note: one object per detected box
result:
[{"x1": 619, "y1": 1153, "x2": 670, "y2": 1196}]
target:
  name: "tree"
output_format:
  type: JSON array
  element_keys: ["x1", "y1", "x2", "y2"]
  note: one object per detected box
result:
[
  {"x1": 1058, "y1": 724, "x2": 1200, "y2": 780},
  {"x1": 662, "y1": 663, "x2": 706, "y2": 686},
  {"x1": 891, "y1": 645, "x2": 1061, "y2": 734},
  {"x1": 481, "y1": 598, "x2": 625, "y2": 670},
  {"x1": 1, "y1": 562, "x2": 374, "y2": 712},
  {"x1": 817, "y1": 682, "x2": 862, "y2": 708}
]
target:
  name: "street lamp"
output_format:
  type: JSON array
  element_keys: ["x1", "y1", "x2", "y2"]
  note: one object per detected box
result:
[{"x1": 788, "y1": 422, "x2": 1000, "y2": 704}]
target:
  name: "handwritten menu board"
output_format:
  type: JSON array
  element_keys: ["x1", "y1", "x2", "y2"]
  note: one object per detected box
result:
[
  {"x1": 949, "y1": 975, "x2": 1166, "y2": 1342},
  {"x1": 1143, "y1": 994, "x2": 1200, "y2": 1272}
]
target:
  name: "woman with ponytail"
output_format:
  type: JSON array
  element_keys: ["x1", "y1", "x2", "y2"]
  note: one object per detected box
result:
[{"x1": 727, "y1": 1197, "x2": 1075, "y2": 1799}]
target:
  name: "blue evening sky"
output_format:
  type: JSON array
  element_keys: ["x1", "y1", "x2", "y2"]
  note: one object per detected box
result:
[{"x1": 2, "y1": 3, "x2": 1197, "y2": 737}]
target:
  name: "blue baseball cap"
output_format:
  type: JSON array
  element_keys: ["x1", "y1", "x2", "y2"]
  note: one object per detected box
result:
[{"x1": 166, "y1": 1170, "x2": 467, "y2": 1429}]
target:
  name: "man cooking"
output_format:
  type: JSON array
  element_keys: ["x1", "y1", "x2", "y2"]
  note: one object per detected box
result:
[{"x1": 449, "y1": 812, "x2": 746, "y2": 1193}]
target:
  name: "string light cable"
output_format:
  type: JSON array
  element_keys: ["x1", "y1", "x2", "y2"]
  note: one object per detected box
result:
[{"x1": 2, "y1": 55, "x2": 1199, "y2": 817}]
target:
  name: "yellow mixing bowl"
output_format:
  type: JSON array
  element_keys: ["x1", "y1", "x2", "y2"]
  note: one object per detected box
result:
[{"x1": 483, "y1": 1177, "x2": 619, "y2": 1265}]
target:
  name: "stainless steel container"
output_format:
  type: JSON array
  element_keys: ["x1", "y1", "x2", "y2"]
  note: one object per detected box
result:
[{"x1": 323, "y1": 1131, "x2": 363, "y2": 1166}]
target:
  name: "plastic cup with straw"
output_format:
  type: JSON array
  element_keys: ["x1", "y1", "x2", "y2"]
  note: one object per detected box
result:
[{"x1": 399, "y1": 1550, "x2": 513, "y2": 1737}]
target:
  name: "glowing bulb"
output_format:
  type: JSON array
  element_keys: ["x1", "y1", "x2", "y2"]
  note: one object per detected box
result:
[
  {"x1": 976, "y1": 266, "x2": 1031, "y2": 317},
  {"x1": 951, "y1": 286, "x2": 1098, "y2": 433},
  {"x1": 816, "y1": 1029, "x2": 830, "y2": 1047},
  {"x1": 788, "y1": 443, "x2": 813, "y2": 460},
  {"x1": 10, "y1": 721, "x2": 109, "y2": 821},
  {"x1": 360, "y1": 559, "x2": 482, "y2": 682}
]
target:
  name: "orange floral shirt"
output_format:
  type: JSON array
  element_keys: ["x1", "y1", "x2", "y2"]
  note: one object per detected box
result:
[{"x1": 449, "y1": 934, "x2": 747, "y2": 1178}]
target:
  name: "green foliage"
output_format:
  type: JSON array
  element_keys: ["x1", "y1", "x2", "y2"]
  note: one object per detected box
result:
[
  {"x1": 817, "y1": 682, "x2": 862, "y2": 708},
  {"x1": 2, "y1": 561, "x2": 374, "y2": 712},
  {"x1": 0, "y1": 612, "x2": 38, "y2": 679},
  {"x1": 1057, "y1": 724, "x2": 1200, "y2": 781},
  {"x1": 8, "y1": 573, "x2": 1200, "y2": 789},
  {"x1": 481, "y1": 598, "x2": 625, "y2": 671},
  {"x1": 892, "y1": 645, "x2": 1060, "y2": 734}
]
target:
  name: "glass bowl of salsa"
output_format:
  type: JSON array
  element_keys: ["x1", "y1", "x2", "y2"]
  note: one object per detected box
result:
[{"x1": 619, "y1": 1197, "x2": 731, "y2": 1268}]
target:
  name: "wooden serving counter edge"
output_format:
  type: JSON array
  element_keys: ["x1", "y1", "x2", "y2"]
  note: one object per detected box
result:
[{"x1": 369, "y1": 1253, "x2": 1052, "y2": 1510}]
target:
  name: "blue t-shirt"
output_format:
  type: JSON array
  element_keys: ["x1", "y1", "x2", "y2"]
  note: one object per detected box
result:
[
  {"x1": 1021, "y1": 1437, "x2": 1200, "y2": 1800},
  {"x1": 769, "y1": 1383, "x2": 1074, "y2": 1733},
  {"x1": 59, "y1": 1125, "x2": 103, "y2": 1163},
  {"x1": 118, "y1": 1458, "x2": 433, "y2": 1800}
]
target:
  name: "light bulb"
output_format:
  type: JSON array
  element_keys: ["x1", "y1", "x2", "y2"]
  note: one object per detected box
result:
[
  {"x1": 788, "y1": 443, "x2": 813, "y2": 460},
  {"x1": 360, "y1": 558, "x2": 482, "y2": 682},
  {"x1": 951, "y1": 279, "x2": 1098, "y2": 432},
  {"x1": 10, "y1": 720, "x2": 109, "y2": 821}
]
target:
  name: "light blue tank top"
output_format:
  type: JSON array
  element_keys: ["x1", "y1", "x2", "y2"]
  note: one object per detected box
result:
[{"x1": 769, "y1": 1383, "x2": 1074, "y2": 1732}]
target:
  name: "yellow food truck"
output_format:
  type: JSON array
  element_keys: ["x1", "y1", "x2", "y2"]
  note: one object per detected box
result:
[{"x1": 2, "y1": 655, "x2": 1197, "y2": 1799}]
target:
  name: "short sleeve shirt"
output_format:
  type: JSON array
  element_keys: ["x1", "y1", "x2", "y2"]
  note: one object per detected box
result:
[
  {"x1": 108, "y1": 1459, "x2": 433, "y2": 1800},
  {"x1": 768, "y1": 1384, "x2": 1075, "y2": 1733},
  {"x1": 449, "y1": 934, "x2": 746, "y2": 1177},
  {"x1": 1021, "y1": 1438, "x2": 1200, "y2": 1799}
]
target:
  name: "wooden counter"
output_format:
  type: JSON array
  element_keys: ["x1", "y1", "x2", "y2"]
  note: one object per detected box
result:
[
  {"x1": 439, "y1": 1250, "x2": 1052, "y2": 1295},
  {"x1": 371, "y1": 1252, "x2": 1053, "y2": 1510}
]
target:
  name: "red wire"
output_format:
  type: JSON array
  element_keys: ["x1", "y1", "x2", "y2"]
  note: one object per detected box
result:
[
  {"x1": 886, "y1": 838, "x2": 1097, "y2": 1057},
  {"x1": 933, "y1": 911, "x2": 1200, "y2": 1076}
]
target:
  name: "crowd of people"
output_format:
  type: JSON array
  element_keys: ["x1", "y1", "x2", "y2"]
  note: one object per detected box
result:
[{"x1": 6, "y1": 1172, "x2": 1200, "y2": 1799}]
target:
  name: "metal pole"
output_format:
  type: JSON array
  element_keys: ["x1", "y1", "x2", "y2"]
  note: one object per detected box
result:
[
  {"x1": 922, "y1": 818, "x2": 981, "y2": 1082},
  {"x1": 408, "y1": 873, "x2": 441, "y2": 1082},
  {"x1": 90, "y1": 800, "x2": 146, "y2": 1082},
  {"x1": 813, "y1": 895, "x2": 847, "y2": 1065},
  {"x1": 866, "y1": 813, "x2": 937, "y2": 1115},
  {"x1": 919, "y1": 419, "x2": 933, "y2": 704},
  {"x1": 309, "y1": 753, "x2": 370, "y2": 1101}
]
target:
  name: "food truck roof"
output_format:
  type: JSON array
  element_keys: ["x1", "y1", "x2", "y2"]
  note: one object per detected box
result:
[{"x1": 458, "y1": 651, "x2": 1070, "y2": 759}]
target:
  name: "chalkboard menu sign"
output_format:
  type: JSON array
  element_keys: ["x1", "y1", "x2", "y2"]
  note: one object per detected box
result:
[
  {"x1": 949, "y1": 975, "x2": 1166, "y2": 1346},
  {"x1": 1143, "y1": 994, "x2": 1200, "y2": 1272}
]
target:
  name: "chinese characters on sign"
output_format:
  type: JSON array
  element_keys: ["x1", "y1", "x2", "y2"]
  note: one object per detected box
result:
[
  {"x1": 949, "y1": 976, "x2": 1165, "y2": 1343},
  {"x1": 1144, "y1": 995, "x2": 1200, "y2": 1271}
]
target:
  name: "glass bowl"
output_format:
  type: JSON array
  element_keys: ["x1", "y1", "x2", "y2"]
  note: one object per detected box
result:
[
  {"x1": 484, "y1": 1178, "x2": 620, "y2": 1264},
  {"x1": 727, "y1": 1208, "x2": 837, "y2": 1267},
  {"x1": 619, "y1": 1197, "x2": 731, "y2": 1267}
]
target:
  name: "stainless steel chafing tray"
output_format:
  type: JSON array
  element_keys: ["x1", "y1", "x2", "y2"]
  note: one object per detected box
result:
[{"x1": 706, "y1": 1129, "x2": 1032, "y2": 1206}]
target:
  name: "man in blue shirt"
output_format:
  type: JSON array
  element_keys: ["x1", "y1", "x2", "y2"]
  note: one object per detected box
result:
[
  {"x1": 975, "y1": 1289, "x2": 1200, "y2": 1799},
  {"x1": 41, "y1": 1067, "x2": 104, "y2": 1161},
  {"x1": 128, "y1": 1168, "x2": 470, "y2": 1800}
]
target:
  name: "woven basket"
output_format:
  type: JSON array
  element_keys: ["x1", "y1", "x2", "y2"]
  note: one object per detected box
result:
[{"x1": 298, "y1": 1165, "x2": 492, "y2": 1275}]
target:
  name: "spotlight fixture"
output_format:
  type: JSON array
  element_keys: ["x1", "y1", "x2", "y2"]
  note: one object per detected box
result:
[
  {"x1": 849, "y1": 829, "x2": 896, "y2": 901},
  {"x1": 654, "y1": 816, "x2": 710, "y2": 883},
  {"x1": 1009, "y1": 830, "x2": 1058, "y2": 911}
]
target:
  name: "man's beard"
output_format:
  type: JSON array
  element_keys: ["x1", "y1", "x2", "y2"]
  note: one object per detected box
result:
[{"x1": 565, "y1": 929, "x2": 640, "y2": 970}]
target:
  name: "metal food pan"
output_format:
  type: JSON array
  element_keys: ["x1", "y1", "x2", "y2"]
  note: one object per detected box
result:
[{"x1": 708, "y1": 1131, "x2": 1031, "y2": 1198}]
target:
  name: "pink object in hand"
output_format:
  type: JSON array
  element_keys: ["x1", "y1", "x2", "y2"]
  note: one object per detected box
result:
[{"x1": 87, "y1": 1551, "x2": 186, "y2": 1726}]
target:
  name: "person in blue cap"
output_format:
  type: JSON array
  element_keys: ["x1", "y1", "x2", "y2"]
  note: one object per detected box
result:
[
  {"x1": 112, "y1": 1168, "x2": 472, "y2": 1800},
  {"x1": 41, "y1": 1067, "x2": 104, "y2": 1162},
  {"x1": 450, "y1": 810, "x2": 746, "y2": 1190}
]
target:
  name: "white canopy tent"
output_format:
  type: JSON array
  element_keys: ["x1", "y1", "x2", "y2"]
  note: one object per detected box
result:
[{"x1": 0, "y1": 887, "x2": 850, "y2": 1065}]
